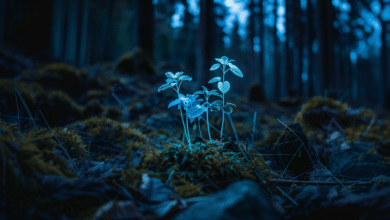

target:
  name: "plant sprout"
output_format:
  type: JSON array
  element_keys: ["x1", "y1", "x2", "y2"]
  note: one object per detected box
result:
[
  {"x1": 208, "y1": 56, "x2": 243, "y2": 141},
  {"x1": 158, "y1": 72, "x2": 207, "y2": 149},
  {"x1": 193, "y1": 86, "x2": 223, "y2": 142}
]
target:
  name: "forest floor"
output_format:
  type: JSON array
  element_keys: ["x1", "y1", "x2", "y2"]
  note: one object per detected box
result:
[{"x1": 1, "y1": 48, "x2": 390, "y2": 220}]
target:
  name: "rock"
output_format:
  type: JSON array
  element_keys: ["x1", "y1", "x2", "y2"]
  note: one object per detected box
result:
[{"x1": 172, "y1": 180, "x2": 281, "y2": 220}]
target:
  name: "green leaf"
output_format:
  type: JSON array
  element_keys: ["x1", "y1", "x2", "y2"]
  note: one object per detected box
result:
[
  {"x1": 218, "y1": 81, "x2": 230, "y2": 94},
  {"x1": 226, "y1": 102, "x2": 236, "y2": 107},
  {"x1": 165, "y1": 72, "x2": 174, "y2": 78},
  {"x1": 168, "y1": 98, "x2": 181, "y2": 108},
  {"x1": 179, "y1": 75, "x2": 192, "y2": 81},
  {"x1": 215, "y1": 56, "x2": 229, "y2": 65},
  {"x1": 209, "y1": 90, "x2": 222, "y2": 97},
  {"x1": 158, "y1": 83, "x2": 171, "y2": 92},
  {"x1": 227, "y1": 63, "x2": 243, "y2": 77},
  {"x1": 193, "y1": 90, "x2": 204, "y2": 96},
  {"x1": 174, "y1": 72, "x2": 184, "y2": 78},
  {"x1": 222, "y1": 105, "x2": 233, "y2": 114},
  {"x1": 208, "y1": 77, "x2": 221, "y2": 84},
  {"x1": 166, "y1": 78, "x2": 176, "y2": 83},
  {"x1": 187, "y1": 104, "x2": 207, "y2": 119},
  {"x1": 210, "y1": 100, "x2": 223, "y2": 111},
  {"x1": 210, "y1": 63, "x2": 220, "y2": 71},
  {"x1": 215, "y1": 58, "x2": 224, "y2": 64}
]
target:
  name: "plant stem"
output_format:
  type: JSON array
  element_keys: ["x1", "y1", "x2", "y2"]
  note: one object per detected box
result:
[
  {"x1": 179, "y1": 107, "x2": 190, "y2": 145},
  {"x1": 198, "y1": 117, "x2": 202, "y2": 138},
  {"x1": 207, "y1": 107, "x2": 211, "y2": 142},
  {"x1": 185, "y1": 108, "x2": 191, "y2": 149},
  {"x1": 221, "y1": 65, "x2": 226, "y2": 141}
]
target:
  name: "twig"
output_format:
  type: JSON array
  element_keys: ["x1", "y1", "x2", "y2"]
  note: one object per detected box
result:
[
  {"x1": 13, "y1": 86, "x2": 38, "y2": 131},
  {"x1": 38, "y1": 110, "x2": 77, "y2": 171},
  {"x1": 276, "y1": 186, "x2": 298, "y2": 206},
  {"x1": 252, "y1": 111, "x2": 257, "y2": 144},
  {"x1": 14, "y1": 89, "x2": 20, "y2": 134},
  {"x1": 225, "y1": 114, "x2": 277, "y2": 200},
  {"x1": 272, "y1": 118, "x2": 316, "y2": 187},
  {"x1": 227, "y1": 114, "x2": 239, "y2": 143},
  {"x1": 269, "y1": 179, "x2": 375, "y2": 186},
  {"x1": 315, "y1": 160, "x2": 346, "y2": 188}
]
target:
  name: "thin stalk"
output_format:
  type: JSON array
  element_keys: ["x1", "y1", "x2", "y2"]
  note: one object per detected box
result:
[
  {"x1": 207, "y1": 106, "x2": 211, "y2": 142},
  {"x1": 185, "y1": 108, "x2": 191, "y2": 149},
  {"x1": 198, "y1": 117, "x2": 202, "y2": 138},
  {"x1": 179, "y1": 107, "x2": 190, "y2": 145},
  {"x1": 220, "y1": 65, "x2": 226, "y2": 140}
]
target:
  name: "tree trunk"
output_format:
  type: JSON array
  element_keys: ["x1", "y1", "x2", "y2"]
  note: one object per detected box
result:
[
  {"x1": 274, "y1": 0, "x2": 279, "y2": 100},
  {"x1": 0, "y1": 0, "x2": 8, "y2": 40},
  {"x1": 195, "y1": 0, "x2": 214, "y2": 91},
  {"x1": 298, "y1": 1, "x2": 304, "y2": 97},
  {"x1": 316, "y1": 0, "x2": 334, "y2": 95},
  {"x1": 78, "y1": 0, "x2": 89, "y2": 67},
  {"x1": 285, "y1": 0, "x2": 294, "y2": 96},
  {"x1": 135, "y1": 0, "x2": 154, "y2": 60},
  {"x1": 306, "y1": 0, "x2": 314, "y2": 98},
  {"x1": 248, "y1": 0, "x2": 256, "y2": 85},
  {"x1": 380, "y1": 0, "x2": 388, "y2": 108},
  {"x1": 259, "y1": 0, "x2": 264, "y2": 88}
]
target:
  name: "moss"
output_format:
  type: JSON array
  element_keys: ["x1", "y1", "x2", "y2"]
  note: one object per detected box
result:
[
  {"x1": 22, "y1": 63, "x2": 88, "y2": 99},
  {"x1": 21, "y1": 127, "x2": 77, "y2": 178},
  {"x1": 115, "y1": 47, "x2": 156, "y2": 76},
  {"x1": 51, "y1": 127, "x2": 88, "y2": 159},
  {"x1": 120, "y1": 140, "x2": 277, "y2": 199},
  {"x1": 257, "y1": 130, "x2": 285, "y2": 148},
  {"x1": 84, "y1": 90, "x2": 109, "y2": 102},
  {"x1": 0, "y1": 79, "x2": 43, "y2": 115},
  {"x1": 293, "y1": 96, "x2": 349, "y2": 137},
  {"x1": 37, "y1": 90, "x2": 77, "y2": 127},
  {"x1": 69, "y1": 116, "x2": 149, "y2": 150},
  {"x1": 83, "y1": 99, "x2": 105, "y2": 118},
  {"x1": 105, "y1": 106, "x2": 124, "y2": 120}
]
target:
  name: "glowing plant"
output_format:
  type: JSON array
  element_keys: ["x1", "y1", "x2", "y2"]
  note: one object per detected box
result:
[
  {"x1": 193, "y1": 86, "x2": 223, "y2": 142},
  {"x1": 158, "y1": 72, "x2": 207, "y2": 149},
  {"x1": 208, "y1": 56, "x2": 243, "y2": 140},
  {"x1": 158, "y1": 56, "x2": 243, "y2": 148}
]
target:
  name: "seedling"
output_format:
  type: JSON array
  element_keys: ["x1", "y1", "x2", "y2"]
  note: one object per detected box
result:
[
  {"x1": 158, "y1": 72, "x2": 207, "y2": 149},
  {"x1": 209, "y1": 56, "x2": 243, "y2": 140},
  {"x1": 193, "y1": 86, "x2": 223, "y2": 142},
  {"x1": 158, "y1": 56, "x2": 243, "y2": 148}
]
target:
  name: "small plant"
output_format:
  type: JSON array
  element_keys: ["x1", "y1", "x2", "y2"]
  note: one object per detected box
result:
[
  {"x1": 158, "y1": 56, "x2": 243, "y2": 148},
  {"x1": 158, "y1": 72, "x2": 207, "y2": 149},
  {"x1": 193, "y1": 86, "x2": 223, "y2": 142},
  {"x1": 208, "y1": 56, "x2": 243, "y2": 140}
]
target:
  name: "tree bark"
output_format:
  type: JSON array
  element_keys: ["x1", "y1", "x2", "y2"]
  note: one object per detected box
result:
[
  {"x1": 195, "y1": 0, "x2": 214, "y2": 91},
  {"x1": 259, "y1": 0, "x2": 264, "y2": 88},
  {"x1": 316, "y1": 0, "x2": 334, "y2": 95},
  {"x1": 285, "y1": 0, "x2": 294, "y2": 96},
  {"x1": 135, "y1": 0, "x2": 154, "y2": 60},
  {"x1": 306, "y1": 0, "x2": 314, "y2": 98},
  {"x1": 274, "y1": 0, "x2": 280, "y2": 100},
  {"x1": 248, "y1": 0, "x2": 256, "y2": 84},
  {"x1": 380, "y1": 0, "x2": 388, "y2": 107},
  {"x1": 298, "y1": 1, "x2": 303, "y2": 97}
]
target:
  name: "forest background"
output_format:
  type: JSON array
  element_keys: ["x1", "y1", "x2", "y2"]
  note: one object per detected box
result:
[{"x1": 1, "y1": 0, "x2": 390, "y2": 110}]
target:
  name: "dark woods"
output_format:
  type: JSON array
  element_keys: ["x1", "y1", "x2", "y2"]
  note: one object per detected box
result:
[{"x1": 0, "y1": 0, "x2": 389, "y2": 110}]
